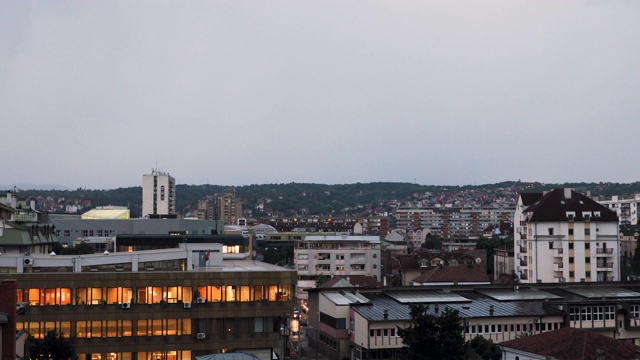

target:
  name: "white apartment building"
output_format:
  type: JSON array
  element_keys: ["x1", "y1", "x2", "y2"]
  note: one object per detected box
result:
[
  {"x1": 395, "y1": 207, "x2": 514, "y2": 239},
  {"x1": 595, "y1": 193, "x2": 640, "y2": 225},
  {"x1": 294, "y1": 235, "x2": 381, "y2": 303},
  {"x1": 514, "y1": 188, "x2": 619, "y2": 283},
  {"x1": 142, "y1": 169, "x2": 176, "y2": 217}
]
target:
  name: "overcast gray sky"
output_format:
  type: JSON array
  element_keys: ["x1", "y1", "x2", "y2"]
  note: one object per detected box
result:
[{"x1": 2, "y1": 1, "x2": 639, "y2": 190}]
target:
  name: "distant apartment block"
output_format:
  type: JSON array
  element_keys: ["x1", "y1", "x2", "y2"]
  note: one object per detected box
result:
[
  {"x1": 260, "y1": 216, "x2": 389, "y2": 237},
  {"x1": 514, "y1": 188, "x2": 619, "y2": 284},
  {"x1": 142, "y1": 169, "x2": 176, "y2": 217},
  {"x1": 294, "y1": 235, "x2": 381, "y2": 303},
  {"x1": 395, "y1": 207, "x2": 514, "y2": 239},
  {"x1": 595, "y1": 193, "x2": 640, "y2": 225},
  {"x1": 196, "y1": 189, "x2": 243, "y2": 226}
]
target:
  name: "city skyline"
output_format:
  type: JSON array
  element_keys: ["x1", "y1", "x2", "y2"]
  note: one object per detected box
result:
[{"x1": 3, "y1": 2, "x2": 640, "y2": 190}]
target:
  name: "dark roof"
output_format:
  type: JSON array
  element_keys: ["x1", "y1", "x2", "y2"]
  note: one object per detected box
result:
[
  {"x1": 620, "y1": 224, "x2": 640, "y2": 237},
  {"x1": 352, "y1": 289, "x2": 560, "y2": 322},
  {"x1": 499, "y1": 327, "x2": 640, "y2": 360},
  {"x1": 523, "y1": 188, "x2": 617, "y2": 222},
  {"x1": 520, "y1": 192, "x2": 544, "y2": 206},
  {"x1": 411, "y1": 264, "x2": 490, "y2": 284},
  {"x1": 318, "y1": 275, "x2": 383, "y2": 289}
]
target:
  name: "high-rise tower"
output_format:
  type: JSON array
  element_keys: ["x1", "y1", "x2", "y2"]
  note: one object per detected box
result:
[{"x1": 142, "y1": 169, "x2": 176, "y2": 218}]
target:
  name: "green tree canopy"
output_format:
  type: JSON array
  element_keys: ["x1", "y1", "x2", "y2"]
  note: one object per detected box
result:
[{"x1": 398, "y1": 304, "x2": 465, "y2": 360}]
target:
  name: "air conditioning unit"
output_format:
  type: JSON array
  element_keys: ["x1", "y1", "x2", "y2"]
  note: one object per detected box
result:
[
  {"x1": 183, "y1": 302, "x2": 192, "y2": 309},
  {"x1": 122, "y1": 303, "x2": 131, "y2": 309},
  {"x1": 23, "y1": 257, "x2": 34, "y2": 266},
  {"x1": 197, "y1": 333, "x2": 206, "y2": 340},
  {"x1": 196, "y1": 298, "x2": 206, "y2": 304}
]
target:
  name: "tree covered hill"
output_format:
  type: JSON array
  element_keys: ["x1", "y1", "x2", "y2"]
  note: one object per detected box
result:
[{"x1": 11, "y1": 181, "x2": 640, "y2": 218}]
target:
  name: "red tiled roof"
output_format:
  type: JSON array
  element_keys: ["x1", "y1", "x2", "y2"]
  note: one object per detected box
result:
[
  {"x1": 499, "y1": 327, "x2": 640, "y2": 360},
  {"x1": 411, "y1": 264, "x2": 490, "y2": 284}
]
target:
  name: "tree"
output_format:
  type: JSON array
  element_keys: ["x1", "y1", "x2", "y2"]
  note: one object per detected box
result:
[
  {"x1": 25, "y1": 330, "x2": 77, "y2": 360},
  {"x1": 315, "y1": 273, "x2": 330, "y2": 287},
  {"x1": 398, "y1": 304, "x2": 465, "y2": 360},
  {"x1": 467, "y1": 335, "x2": 501, "y2": 360}
]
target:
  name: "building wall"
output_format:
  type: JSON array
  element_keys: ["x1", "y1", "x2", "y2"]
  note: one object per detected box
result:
[
  {"x1": 142, "y1": 170, "x2": 176, "y2": 217},
  {"x1": 3, "y1": 267, "x2": 295, "y2": 359},
  {"x1": 294, "y1": 237, "x2": 381, "y2": 301},
  {"x1": 395, "y1": 208, "x2": 514, "y2": 239},
  {"x1": 50, "y1": 217, "x2": 223, "y2": 246}
]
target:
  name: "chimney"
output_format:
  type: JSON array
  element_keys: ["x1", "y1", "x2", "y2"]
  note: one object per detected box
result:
[
  {"x1": 489, "y1": 305, "x2": 494, "y2": 316},
  {"x1": 383, "y1": 309, "x2": 388, "y2": 320},
  {"x1": 564, "y1": 188, "x2": 572, "y2": 199}
]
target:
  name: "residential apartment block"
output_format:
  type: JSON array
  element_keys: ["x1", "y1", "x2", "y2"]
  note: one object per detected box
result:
[
  {"x1": 142, "y1": 169, "x2": 176, "y2": 218},
  {"x1": 196, "y1": 189, "x2": 243, "y2": 226},
  {"x1": 595, "y1": 193, "x2": 640, "y2": 225},
  {"x1": 294, "y1": 235, "x2": 381, "y2": 304},
  {"x1": 514, "y1": 188, "x2": 619, "y2": 284},
  {"x1": 261, "y1": 216, "x2": 389, "y2": 237},
  {"x1": 394, "y1": 207, "x2": 514, "y2": 239}
]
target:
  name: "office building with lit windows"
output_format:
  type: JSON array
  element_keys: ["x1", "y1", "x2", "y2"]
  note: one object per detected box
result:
[{"x1": 0, "y1": 244, "x2": 296, "y2": 360}]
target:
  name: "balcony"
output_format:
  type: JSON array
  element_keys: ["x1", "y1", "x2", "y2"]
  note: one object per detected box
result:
[
  {"x1": 520, "y1": 247, "x2": 528, "y2": 254},
  {"x1": 554, "y1": 248, "x2": 564, "y2": 257},
  {"x1": 520, "y1": 260, "x2": 528, "y2": 267},
  {"x1": 520, "y1": 233, "x2": 528, "y2": 240},
  {"x1": 596, "y1": 248, "x2": 614, "y2": 257},
  {"x1": 596, "y1": 262, "x2": 614, "y2": 271},
  {"x1": 520, "y1": 273, "x2": 529, "y2": 280},
  {"x1": 553, "y1": 262, "x2": 564, "y2": 271}
]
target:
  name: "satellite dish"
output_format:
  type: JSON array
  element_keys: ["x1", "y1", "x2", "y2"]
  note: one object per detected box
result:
[{"x1": 475, "y1": 258, "x2": 481, "y2": 264}]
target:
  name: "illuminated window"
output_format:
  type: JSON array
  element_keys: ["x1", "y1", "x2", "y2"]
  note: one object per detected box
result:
[
  {"x1": 76, "y1": 321, "x2": 88, "y2": 338},
  {"x1": 210, "y1": 286, "x2": 222, "y2": 302},
  {"x1": 254, "y1": 285, "x2": 265, "y2": 301},
  {"x1": 240, "y1": 286, "x2": 250, "y2": 302},
  {"x1": 87, "y1": 321, "x2": 101, "y2": 338},
  {"x1": 122, "y1": 320, "x2": 133, "y2": 337},
  {"x1": 137, "y1": 320, "x2": 148, "y2": 336}
]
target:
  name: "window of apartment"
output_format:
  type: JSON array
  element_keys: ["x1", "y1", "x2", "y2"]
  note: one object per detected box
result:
[
  {"x1": 297, "y1": 254, "x2": 309, "y2": 260},
  {"x1": 569, "y1": 243, "x2": 574, "y2": 250},
  {"x1": 569, "y1": 271, "x2": 575, "y2": 278},
  {"x1": 605, "y1": 306, "x2": 615, "y2": 320},
  {"x1": 593, "y1": 306, "x2": 604, "y2": 321},
  {"x1": 298, "y1": 265, "x2": 308, "y2": 271},
  {"x1": 630, "y1": 305, "x2": 640, "y2": 319},
  {"x1": 586, "y1": 271, "x2": 591, "y2": 278},
  {"x1": 82, "y1": 230, "x2": 88, "y2": 237},
  {"x1": 581, "y1": 307, "x2": 592, "y2": 321},
  {"x1": 548, "y1": 228, "x2": 554, "y2": 235},
  {"x1": 585, "y1": 229, "x2": 591, "y2": 236},
  {"x1": 570, "y1": 307, "x2": 580, "y2": 322},
  {"x1": 569, "y1": 229, "x2": 574, "y2": 236},
  {"x1": 585, "y1": 243, "x2": 590, "y2": 250},
  {"x1": 585, "y1": 257, "x2": 590, "y2": 264},
  {"x1": 548, "y1": 242, "x2": 554, "y2": 250},
  {"x1": 569, "y1": 257, "x2": 574, "y2": 264}
]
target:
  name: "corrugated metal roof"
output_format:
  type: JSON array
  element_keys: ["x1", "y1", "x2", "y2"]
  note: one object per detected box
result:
[
  {"x1": 323, "y1": 291, "x2": 369, "y2": 305},
  {"x1": 353, "y1": 290, "x2": 561, "y2": 322}
]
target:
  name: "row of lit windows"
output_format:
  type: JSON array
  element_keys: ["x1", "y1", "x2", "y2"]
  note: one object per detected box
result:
[
  {"x1": 16, "y1": 284, "x2": 293, "y2": 306},
  {"x1": 79, "y1": 351, "x2": 192, "y2": 360},
  {"x1": 17, "y1": 319, "x2": 190, "y2": 339},
  {"x1": 18, "y1": 317, "x2": 278, "y2": 339}
]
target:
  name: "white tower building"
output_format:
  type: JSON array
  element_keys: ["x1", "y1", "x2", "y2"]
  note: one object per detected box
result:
[{"x1": 142, "y1": 169, "x2": 176, "y2": 218}]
